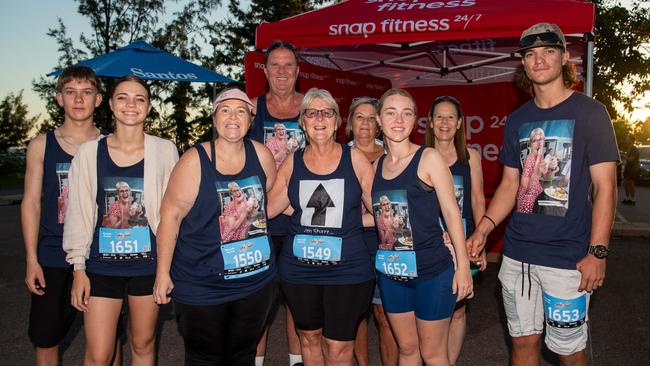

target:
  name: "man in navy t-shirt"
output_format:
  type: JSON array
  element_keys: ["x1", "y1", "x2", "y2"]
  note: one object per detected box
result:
[{"x1": 466, "y1": 23, "x2": 618, "y2": 365}]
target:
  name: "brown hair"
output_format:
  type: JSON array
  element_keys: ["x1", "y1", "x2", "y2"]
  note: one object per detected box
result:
[
  {"x1": 346, "y1": 97, "x2": 380, "y2": 139},
  {"x1": 425, "y1": 96, "x2": 470, "y2": 164},
  {"x1": 264, "y1": 40, "x2": 299, "y2": 65},
  {"x1": 378, "y1": 88, "x2": 417, "y2": 115},
  {"x1": 516, "y1": 60, "x2": 578, "y2": 96},
  {"x1": 111, "y1": 75, "x2": 151, "y2": 100},
  {"x1": 55, "y1": 65, "x2": 102, "y2": 93}
]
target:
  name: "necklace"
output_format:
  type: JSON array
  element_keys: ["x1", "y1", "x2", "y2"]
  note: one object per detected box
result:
[{"x1": 58, "y1": 128, "x2": 100, "y2": 149}]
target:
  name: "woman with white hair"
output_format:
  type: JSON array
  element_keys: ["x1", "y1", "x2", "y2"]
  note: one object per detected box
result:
[{"x1": 268, "y1": 88, "x2": 376, "y2": 364}]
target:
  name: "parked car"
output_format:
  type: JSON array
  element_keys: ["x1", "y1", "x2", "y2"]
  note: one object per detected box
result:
[{"x1": 638, "y1": 145, "x2": 650, "y2": 184}]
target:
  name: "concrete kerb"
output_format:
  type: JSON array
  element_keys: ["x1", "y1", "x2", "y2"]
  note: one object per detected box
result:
[
  {"x1": 0, "y1": 195, "x2": 22, "y2": 206},
  {"x1": 612, "y1": 221, "x2": 650, "y2": 238}
]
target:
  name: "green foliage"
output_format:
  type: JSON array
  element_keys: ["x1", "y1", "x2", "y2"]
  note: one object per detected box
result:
[
  {"x1": 210, "y1": 0, "x2": 327, "y2": 81},
  {"x1": 0, "y1": 91, "x2": 39, "y2": 152},
  {"x1": 32, "y1": 0, "x2": 222, "y2": 150},
  {"x1": 593, "y1": 0, "x2": 650, "y2": 118}
]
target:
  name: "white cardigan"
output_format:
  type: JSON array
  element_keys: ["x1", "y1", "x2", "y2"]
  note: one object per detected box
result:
[{"x1": 63, "y1": 133, "x2": 179, "y2": 267}]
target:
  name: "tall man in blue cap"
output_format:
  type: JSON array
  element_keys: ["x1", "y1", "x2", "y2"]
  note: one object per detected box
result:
[{"x1": 467, "y1": 23, "x2": 618, "y2": 365}]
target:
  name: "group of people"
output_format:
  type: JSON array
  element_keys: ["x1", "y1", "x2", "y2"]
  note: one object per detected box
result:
[{"x1": 22, "y1": 21, "x2": 617, "y2": 366}]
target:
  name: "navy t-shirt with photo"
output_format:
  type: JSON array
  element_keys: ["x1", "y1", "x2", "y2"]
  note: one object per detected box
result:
[{"x1": 499, "y1": 92, "x2": 618, "y2": 270}]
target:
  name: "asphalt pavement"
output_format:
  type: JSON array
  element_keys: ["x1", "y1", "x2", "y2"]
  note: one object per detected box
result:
[{"x1": 0, "y1": 186, "x2": 648, "y2": 365}]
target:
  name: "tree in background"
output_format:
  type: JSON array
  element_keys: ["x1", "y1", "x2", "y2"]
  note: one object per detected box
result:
[
  {"x1": 0, "y1": 91, "x2": 39, "y2": 152},
  {"x1": 32, "y1": 0, "x2": 222, "y2": 151},
  {"x1": 593, "y1": 0, "x2": 650, "y2": 119},
  {"x1": 209, "y1": 0, "x2": 326, "y2": 81}
]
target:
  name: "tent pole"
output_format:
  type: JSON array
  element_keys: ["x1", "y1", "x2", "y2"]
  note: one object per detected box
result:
[{"x1": 585, "y1": 34, "x2": 594, "y2": 97}]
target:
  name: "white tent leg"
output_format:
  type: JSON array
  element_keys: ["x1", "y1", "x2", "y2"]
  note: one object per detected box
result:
[{"x1": 585, "y1": 39, "x2": 594, "y2": 97}]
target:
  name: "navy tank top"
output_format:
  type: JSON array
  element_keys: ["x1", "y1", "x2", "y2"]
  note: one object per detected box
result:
[
  {"x1": 249, "y1": 94, "x2": 305, "y2": 236},
  {"x1": 38, "y1": 131, "x2": 74, "y2": 268},
  {"x1": 171, "y1": 139, "x2": 276, "y2": 306},
  {"x1": 449, "y1": 159, "x2": 475, "y2": 235},
  {"x1": 372, "y1": 147, "x2": 452, "y2": 280},
  {"x1": 279, "y1": 144, "x2": 374, "y2": 285},
  {"x1": 87, "y1": 138, "x2": 156, "y2": 276}
]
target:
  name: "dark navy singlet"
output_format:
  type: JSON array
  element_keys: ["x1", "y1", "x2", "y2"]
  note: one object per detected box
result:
[
  {"x1": 279, "y1": 144, "x2": 374, "y2": 285},
  {"x1": 38, "y1": 131, "x2": 74, "y2": 268},
  {"x1": 87, "y1": 138, "x2": 156, "y2": 277},
  {"x1": 372, "y1": 147, "x2": 452, "y2": 280},
  {"x1": 249, "y1": 94, "x2": 303, "y2": 236},
  {"x1": 171, "y1": 139, "x2": 276, "y2": 306},
  {"x1": 449, "y1": 159, "x2": 475, "y2": 236}
]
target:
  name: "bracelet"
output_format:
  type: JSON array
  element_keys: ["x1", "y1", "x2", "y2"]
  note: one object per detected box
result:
[{"x1": 482, "y1": 215, "x2": 497, "y2": 229}]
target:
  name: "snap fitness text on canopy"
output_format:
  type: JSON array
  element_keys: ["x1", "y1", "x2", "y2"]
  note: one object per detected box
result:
[
  {"x1": 329, "y1": 18, "x2": 451, "y2": 38},
  {"x1": 365, "y1": 0, "x2": 476, "y2": 12}
]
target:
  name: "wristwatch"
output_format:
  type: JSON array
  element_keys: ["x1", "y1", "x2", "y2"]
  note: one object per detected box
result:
[{"x1": 588, "y1": 245, "x2": 609, "y2": 259}]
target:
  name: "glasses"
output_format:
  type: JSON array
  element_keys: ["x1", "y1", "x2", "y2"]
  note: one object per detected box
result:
[
  {"x1": 304, "y1": 108, "x2": 336, "y2": 119},
  {"x1": 518, "y1": 32, "x2": 564, "y2": 52}
]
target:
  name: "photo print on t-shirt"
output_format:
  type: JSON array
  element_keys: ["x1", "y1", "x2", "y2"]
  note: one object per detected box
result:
[
  {"x1": 216, "y1": 176, "x2": 267, "y2": 244},
  {"x1": 372, "y1": 190, "x2": 413, "y2": 251},
  {"x1": 56, "y1": 162, "x2": 70, "y2": 224},
  {"x1": 516, "y1": 119, "x2": 574, "y2": 217},
  {"x1": 263, "y1": 121, "x2": 306, "y2": 168},
  {"x1": 298, "y1": 179, "x2": 345, "y2": 228},
  {"x1": 453, "y1": 175, "x2": 464, "y2": 216},
  {"x1": 98, "y1": 177, "x2": 151, "y2": 261},
  {"x1": 101, "y1": 177, "x2": 147, "y2": 229}
]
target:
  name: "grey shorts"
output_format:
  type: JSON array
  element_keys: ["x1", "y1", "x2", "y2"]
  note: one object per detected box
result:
[{"x1": 498, "y1": 256, "x2": 591, "y2": 355}]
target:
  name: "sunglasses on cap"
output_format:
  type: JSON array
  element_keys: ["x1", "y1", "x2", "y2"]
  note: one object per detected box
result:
[{"x1": 518, "y1": 32, "x2": 565, "y2": 52}]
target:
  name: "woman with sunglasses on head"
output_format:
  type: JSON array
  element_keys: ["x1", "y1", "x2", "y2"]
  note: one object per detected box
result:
[
  {"x1": 372, "y1": 88, "x2": 472, "y2": 366},
  {"x1": 268, "y1": 88, "x2": 376, "y2": 365},
  {"x1": 346, "y1": 97, "x2": 398, "y2": 366},
  {"x1": 64, "y1": 75, "x2": 179, "y2": 365},
  {"x1": 153, "y1": 88, "x2": 278, "y2": 365},
  {"x1": 425, "y1": 96, "x2": 487, "y2": 365}
]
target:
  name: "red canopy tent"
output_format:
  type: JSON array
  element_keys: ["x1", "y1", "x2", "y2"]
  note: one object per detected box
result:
[{"x1": 248, "y1": 0, "x2": 596, "y2": 252}]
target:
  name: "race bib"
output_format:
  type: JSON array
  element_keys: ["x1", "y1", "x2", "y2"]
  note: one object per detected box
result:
[
  {"x1": 543, "y1": 292, "x2": 587, "y2": 328},
  {"x1": 292, "y1": 234, "x2": 342, "y2": 265},
  {"x1": 376, "y1": 249, "x2": 417, "y2": 281},
  {"x1": 220, "y1": 236, "x2": 271, "y2": 280},
  {"x1": 98, "y1": 227, "x2": 152, "y2": 261}
]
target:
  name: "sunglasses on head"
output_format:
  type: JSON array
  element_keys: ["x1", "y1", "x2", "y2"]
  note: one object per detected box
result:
[{"x1": 519, "y1": 32, "x2": 564, "y2": 51}]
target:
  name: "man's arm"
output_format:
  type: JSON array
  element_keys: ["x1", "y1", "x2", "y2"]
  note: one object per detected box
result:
[
  {"x1": 466, "y1": 166, "x2": 520, "y2": 256},
  {"x1": 21, "y1": 135, "x2": 46, "y2": 295},
  {"x1": 576, "y1": 162, "x2": 617, "y2": 292}
]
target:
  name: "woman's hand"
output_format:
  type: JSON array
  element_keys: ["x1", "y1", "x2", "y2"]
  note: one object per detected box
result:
[
  {"x1": 452, "y1": 264, "x2": 473, "y2": 302},
  {"x1": 153, "y1": 272, "x2": 174, "y2": 305},
  {"x1": 71, "y1": 269, "x2": 91, "y2": 312}
]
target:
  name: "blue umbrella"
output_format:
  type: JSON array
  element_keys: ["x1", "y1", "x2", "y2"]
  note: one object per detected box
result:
[{"x1": 48, "y1": 40, "x2": 234, "y2": 83}]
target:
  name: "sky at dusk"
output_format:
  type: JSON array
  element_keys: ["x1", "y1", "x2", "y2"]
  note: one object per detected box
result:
[{"x1": 0, "y1": 0, "x2": 648, "y2": 127}]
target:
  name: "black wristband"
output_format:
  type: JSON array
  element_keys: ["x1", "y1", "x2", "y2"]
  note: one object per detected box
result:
[{"x1": 482, "y1": 214, "x2": 497, "y2": 229}]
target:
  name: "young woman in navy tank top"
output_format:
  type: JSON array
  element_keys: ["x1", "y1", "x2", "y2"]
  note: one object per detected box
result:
[
  {"x1": 371, "y1": 88, "x2": 472, "y2": 365},
  {"x1": 426, "y1": 95, "x2": 487, "y2": 365},
  {"x1": 346, "y1": 97, "x2": 399, "y2": 366},
  {"x1": 65, "y1": 76, "x2": 178, "y2": 365},
  {"x1": 267, "y1": 88, "x2": 376, "y2": 365},
  {"x1": 154, "y1": 88, "x2": 277, "y2": 364}
]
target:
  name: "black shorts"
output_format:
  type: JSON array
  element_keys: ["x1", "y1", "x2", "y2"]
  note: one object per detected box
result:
[
  {"x1": 29, "y1": 266, "x2": 77, "y2": 348},
  {"x1": 88, "y1": 272, "x2": 155, "y2": 298},
  {"x1": 280, "y1": 279, "x2": 375, "y2": 341},
  {"x1": 624, "y1": 166, "x2": 639, "y2": 181}
]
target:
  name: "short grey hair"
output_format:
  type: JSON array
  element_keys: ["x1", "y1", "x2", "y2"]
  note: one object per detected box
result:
[{"x1": 299, "y1": 88, "x2": 342, "y2": 129}]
